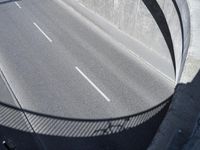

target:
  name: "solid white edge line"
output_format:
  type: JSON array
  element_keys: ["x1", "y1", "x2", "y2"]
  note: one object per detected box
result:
[
  {"x1": 15, "y1": 2, "x2": 22, "y2": 9},
  {"x1": 33, "y1": 22, "x2": 53, "y2": 43},
  {"x1": 75, "y1": 66, "x2": 111, "y2": 102},
  {"x1": 127, "y1": 49, "x2": 175, "y2": 85}
]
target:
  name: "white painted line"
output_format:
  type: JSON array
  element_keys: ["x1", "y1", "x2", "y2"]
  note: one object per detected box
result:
[
  {"x1": 33, "y1": 22, "x2": 52, "y2": 43},
  {"x1": 127, "y1": 49, "x2": 175, "y2": 85},
  {"x1": 75, "y1": 66, "x2": 111, "y2": 102},
  {"x1": 15, "y1": 2, "x2": 22, "y2": 9}
]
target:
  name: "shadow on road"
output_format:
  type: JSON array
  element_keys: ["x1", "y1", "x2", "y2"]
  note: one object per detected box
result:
[
  {"x1": 0, "y1": 0, "x2": 21, "y2": 5},
  {"x1": 0, "y1": 96, "x2": 172, "y2": 150}
]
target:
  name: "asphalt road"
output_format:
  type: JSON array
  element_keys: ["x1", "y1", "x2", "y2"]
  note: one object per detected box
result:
[{"x1": 0, "y1": 0, "x2": 174, "y2": 120}]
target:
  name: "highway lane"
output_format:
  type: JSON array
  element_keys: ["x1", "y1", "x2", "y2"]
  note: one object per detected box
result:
[
  {"x1": 0, "y1": 0, "x2": 174, "y2": 119},
  {"x1": 0, "y1": 3, "x2": 118, "y2": 119}
]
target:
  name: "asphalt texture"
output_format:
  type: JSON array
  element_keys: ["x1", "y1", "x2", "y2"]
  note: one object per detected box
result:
[{"x1": 0, "y1": 0, "x2": 174, "y2": 120}]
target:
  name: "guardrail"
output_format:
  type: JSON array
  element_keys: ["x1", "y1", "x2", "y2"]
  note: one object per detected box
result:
[
  {"x1": 172, "y1": 0, "x2": 191, "y2": 82},
  {"x1": 0, "y1": 97, "x2": 172, "y2": 137}
]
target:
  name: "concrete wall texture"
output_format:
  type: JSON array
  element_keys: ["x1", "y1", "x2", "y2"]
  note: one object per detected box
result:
[
  {"x1": 148, "y1": 1, "x2": 200, "y2": 149},
  {"x1": 75, "y1": 0, "x2": 199, "y2": 84},
  {"x1": 180, "y1": 0, "x2": 200, "y2": 83},
  {"x1": 157, "y1": 0, "x2": 183, "y2": 81}
]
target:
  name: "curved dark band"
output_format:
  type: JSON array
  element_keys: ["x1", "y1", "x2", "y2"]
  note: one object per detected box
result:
[
  {"x1": 171, "y1": 0, "x2": 184, "y2": 55},
  {"x1": 142, "y1": 0, "x2": 176, "y2": 76}
]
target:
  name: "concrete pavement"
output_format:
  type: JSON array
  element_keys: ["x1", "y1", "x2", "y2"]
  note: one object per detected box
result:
[
  {"x1": 0, "y1": 0, "x2": 174, "y2": 120},
  {"x1": 0, "y1": 4, "x2": 175, "y2": 150}
]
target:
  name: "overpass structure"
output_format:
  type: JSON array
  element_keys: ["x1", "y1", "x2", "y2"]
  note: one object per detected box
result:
[{"x1": 0, "y1": 0, "x2": 199, "y2": 150}]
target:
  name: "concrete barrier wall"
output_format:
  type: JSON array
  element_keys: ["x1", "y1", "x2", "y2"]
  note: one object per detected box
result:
[
  {"x1": 174, "y1": 0, "x2": 190, "y2": 60},
  {"x1": 173, "y1": 0, "x2": 191, "y2": 82},
  {"x1": 180, "y1": 0, "x2": 200, "y2": 83},
  {"x1": 148, "y1": 0, "x2": 200, "y2": 149},
  {"x1": 157, "y1": 0, "x2": 183, "y2": 81},
  {"x1": 157, "y1": 0, "x2": 190, "y2": 81}
]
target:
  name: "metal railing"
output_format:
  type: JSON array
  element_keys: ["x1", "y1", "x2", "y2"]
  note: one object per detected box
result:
[{"x1": 0, "y1": 97, "x2": 171, "y2": 137}]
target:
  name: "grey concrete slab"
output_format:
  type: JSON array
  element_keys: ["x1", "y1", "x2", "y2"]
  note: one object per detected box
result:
[{"x1": 0, "y1": 0, "x2": 174, "y2": 123}]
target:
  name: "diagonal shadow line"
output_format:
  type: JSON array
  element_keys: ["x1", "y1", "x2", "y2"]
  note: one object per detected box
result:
[
  {"x1": 142, "y1": 0, "x2": 176, "y2": 77},
  {"x1": 0, "y1": 0, "x2": 21, "y2": 5}
]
